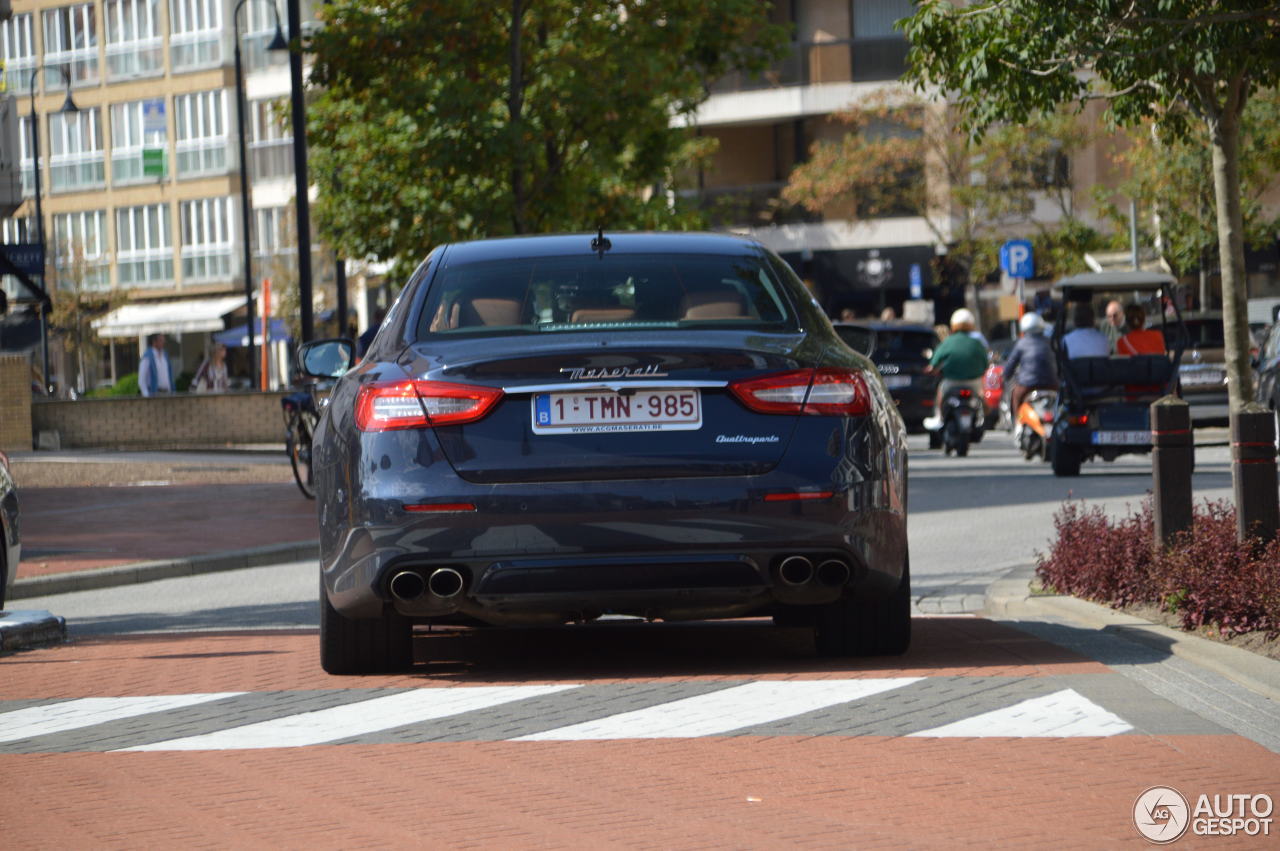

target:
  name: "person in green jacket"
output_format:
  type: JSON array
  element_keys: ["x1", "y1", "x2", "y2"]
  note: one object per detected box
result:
[{"x1": 923, "y1": 308, "x2": 989, "y2": 431}]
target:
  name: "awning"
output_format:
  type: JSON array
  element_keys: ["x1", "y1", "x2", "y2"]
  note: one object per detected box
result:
[
  {"x1": 93, "y1": 295, "x2": 247, "y2": 339},
  {"x1": 215, "y1": 318, "x2": 291, "y2": 347}
]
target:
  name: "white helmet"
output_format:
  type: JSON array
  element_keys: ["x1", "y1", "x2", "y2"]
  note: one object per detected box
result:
[
  {"x1": 1019, "y1": 312, "x2": 1045, "y2": 334},
  {"x1": 949, "y1": 308, "x2": 976, "y2": 332}
]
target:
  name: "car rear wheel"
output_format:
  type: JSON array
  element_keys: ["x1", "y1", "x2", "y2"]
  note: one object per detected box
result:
[
  {"x1": 319, "y1": 576, "x2": 413, "y2": 674},
  {"x1": 813, "y1": 558, "x2": 911, "y2": 657},
  {"x1": 1050, "y1": 440, "x2": 1083, "y2": 477}
]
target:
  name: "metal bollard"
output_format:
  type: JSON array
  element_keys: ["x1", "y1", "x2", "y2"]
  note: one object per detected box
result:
[
  {"x1": 1151, "y1": 396, "x2": 1193, "y2": 548},
  {"x1": 1230, "y1": 402, "x2": 1279, "y2": 544}
]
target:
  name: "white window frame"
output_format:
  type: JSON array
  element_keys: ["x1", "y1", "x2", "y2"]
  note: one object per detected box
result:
[
  {"x1": 180, "y1": 196, "x2": 234, "y2": 283},
  {"x1": 116, "y1": 203, "x2": 174, "y2": 287},
  {"x1": 1, "y1": 13, "x2": 36, "y2": 94},
  {"x1": 248, "y1": 97, "x2": 292, "y2": 181},
  {"x1": 52, "y1": 209, "x2": 110, "y2": 291},
  {"x1": 42, "y1": 4, "x2": 99, "y2": 86},
  {"x1": 174, "y1": 90, "x2": 228, "y2": 177},
  {"x1": 48, "y1": 108, "x2": 106, "y2": 192},
  {"x1": 110, "y1": 99, "x2": 168, "y2": 185},
  {"x1": 104, "y1": 0, "x2": 163, "y2": 80},
  {"x1": 169, "y1": 0, "x2": 223, "y2": 72},
  {"x1": 242, "y1": 1, "x2": 289, "y2": 73}
]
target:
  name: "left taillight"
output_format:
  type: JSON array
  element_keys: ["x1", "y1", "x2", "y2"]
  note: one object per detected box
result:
[
  {"x1": 355, "y1": 380, "x2": 504, "y2": 431},
  {"x1": 729, "y1": 368, "x2": 871, "y2": 416}
]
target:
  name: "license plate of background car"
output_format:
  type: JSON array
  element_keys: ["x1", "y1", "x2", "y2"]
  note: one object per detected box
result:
[
  {"x1": 1091, "y1": 431, "x2": 1150, "y2": 445},
  {"x1": 882, "y1": 375, "x2": 911, "y2": 389},
  {"x1": 1181, "y1": 369, "x2": 1225, "y2": 387},
  {"x1": 532, "y1": 389, "x2": 702, "y2": 435}
]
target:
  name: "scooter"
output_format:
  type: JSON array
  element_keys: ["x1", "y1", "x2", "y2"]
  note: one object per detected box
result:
[
  {"x1": 937, "y1": 386, "x2": 985, "y2": 457},
  {"x1": 1014, "y1": 388, "x2": 1057, "y2": 461}
]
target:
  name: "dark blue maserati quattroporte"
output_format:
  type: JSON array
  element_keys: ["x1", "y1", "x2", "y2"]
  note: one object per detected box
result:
[{"x1": 299, "y1": 232, "x2": 910, "y2": 674}]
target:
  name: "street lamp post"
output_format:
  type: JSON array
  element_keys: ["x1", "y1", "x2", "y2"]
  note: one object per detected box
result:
[
  {"x1": 286, "y1": 0, "x2": 314, "y2": 344},
  {"x1": 233, "y1": 0, "x2": 287, "y2": 391},
  {"x1": 27, "y1": 65, "x2": 78, "y2": 396}
]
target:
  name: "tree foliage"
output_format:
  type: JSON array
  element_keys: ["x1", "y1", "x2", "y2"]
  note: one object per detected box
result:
[
  {"x1": 305, "y1": 0, "x2": 786, "y2": 273},
  {"x1": 47, "y1": 243, "x2": 124, "y2": 395},
  {"x1": 782, "y1": 92, "x2": 1111, "y2": 286},
  {"x1": 902, "y1": 0, "x2": 1280, "y2": 410},
  {"x1": 1098, "y1": 88, "x2": 1280, "y2": 282}
]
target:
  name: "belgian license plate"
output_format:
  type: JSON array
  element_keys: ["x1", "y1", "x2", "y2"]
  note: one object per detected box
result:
[
  {"x1": 532, "y1": 389, "x2": 702, "y2": 434},
  {"x1": 1181, "y1": 369, "x2": 1224, "y2": 387},
  {"x1": 1092, "y1": 430, "x2": 1149, "y2": 446},
  {"x1": 883, "y1": 375, "x2": 911, "y2": 389},
  {"x1": 956, "y1": 411, "x2": 973, "y2": 429}
]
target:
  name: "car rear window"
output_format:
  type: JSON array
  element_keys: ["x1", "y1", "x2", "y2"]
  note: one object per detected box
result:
[
  {"x1": 415, "y1": 253, "x2": 795, "y2": 338},
  {"x1": 1183, "y1": 319, "x2": 1225, "y2": 348}
]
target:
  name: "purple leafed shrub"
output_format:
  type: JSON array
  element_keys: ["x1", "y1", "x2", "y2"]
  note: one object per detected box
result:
[{"x1": 1036, "y1": 498, "x2": 1280, "y2": 637}]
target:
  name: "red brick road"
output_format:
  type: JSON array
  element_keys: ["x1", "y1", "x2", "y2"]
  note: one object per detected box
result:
[{"x1": 3, "y1": 617, "x2": 1277, "y2": 848}]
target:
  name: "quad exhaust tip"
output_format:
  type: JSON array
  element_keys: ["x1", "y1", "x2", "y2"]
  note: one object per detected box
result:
[
  {"x1": 816, "y1": 559, "x2": 851, "y2": 588},
  {"x1": 427, "y1": 567, "x2": 465, "y2": 599},
  {"x1": 777, "y1": 556, "x2": 815, "y2": 586},
  {"x1": 389, "y1": 567, "x2": 465, "y2": 601},
  {"x1": 389, "y1": 570, "x2": 427, "y2": 602}
]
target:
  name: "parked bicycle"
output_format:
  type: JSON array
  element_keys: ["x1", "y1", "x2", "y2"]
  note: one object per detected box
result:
[{"x1": 281, "y1": 383, "x2": 320, "y2": 499}]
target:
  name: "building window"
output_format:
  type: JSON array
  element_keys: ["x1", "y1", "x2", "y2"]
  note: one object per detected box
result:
[
  {"x1": 169, "y1": 0, "x2": 222, "y2": 72},
  {"x1": 110, "y1": 99, "x2": 168, "y2": 185},
  {"x1": 254, "y1": 206, "x2": 295, "y2": 259},
  {"x1": 180, "y1": 196, "x2": 233, "y2": 282},
  {"x1": 18, "y1": 115, "x2": 34, "y2": 198},
  {"x1": 1, "y1": 216, "x2": 35, "y2": 244},
  {"x1": 249, "y1": 98, "x2": 292, "y2": 181},
  {"x1": 105, "y1": 0, "x2": 163, "y2": 80},
  {"x1": 242, "y1": 1, "x2": 288, "y2": 73},
  {"x1": 42, "y1": 4, "x2": 99, "y2": 86},
  {"x1": 174, "y1": 90, "x2": 228, "y2": 177},
  {"x1": 1, "y1": 13, "x2": 36, "y2": 94},
  {"x1": 48, "y1": 108, "x2": 106, "y2": 192},
  {"x1": 116, "y1": 203, "x2": 173, "y2": 287},
  {"x1": 851, "y1": 0, "x2": 913, "y2": 82},
  {"x1": 52, "y1": 210, "x2": 109, "y2": 291}
]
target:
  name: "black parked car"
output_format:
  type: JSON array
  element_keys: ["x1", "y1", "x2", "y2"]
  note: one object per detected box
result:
[
  {"x1": 300, "y1": 232, "x2": 911, "y2": 674},
  {"x1": 833, "y1": 320, "x2": 940, "y2": 433}
]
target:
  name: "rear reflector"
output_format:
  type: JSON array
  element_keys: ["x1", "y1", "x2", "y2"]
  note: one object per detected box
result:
[
  {"x1": 730, "y1": 368, "x2": 871, "y2": 416},
  {"x1": 404, "y1": 502, "x2": 477, "y2": 513},
  {"x1": 957, "y1": 388, "x2": 972, "y2": 398},
  {"x1": 763, "y1": 491, "x2": 834, "y2": 502},
  {"x1": 356, "y1": 380, "x2": 503, "y2": 431}
]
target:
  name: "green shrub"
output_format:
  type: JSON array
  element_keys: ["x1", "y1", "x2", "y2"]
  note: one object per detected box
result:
[{"x1": 86, "y1": 372, "x2": 140, "y2": 398}]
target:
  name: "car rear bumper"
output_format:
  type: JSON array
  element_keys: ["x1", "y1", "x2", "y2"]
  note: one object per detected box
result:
[{"x1": 321, "y1": 479, "x2": 907, "y2": 624}]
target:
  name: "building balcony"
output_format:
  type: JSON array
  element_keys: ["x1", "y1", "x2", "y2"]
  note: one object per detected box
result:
[
  {"x1": 683, "y1": 182, "x2": 823, "y2": 229},
  {"x1": 709, "y1": 37, "x2": 909, "y2": 95}
]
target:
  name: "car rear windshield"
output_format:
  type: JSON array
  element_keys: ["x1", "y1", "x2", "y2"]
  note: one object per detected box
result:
[
  {"x1": 1183, "y1": 319, "x2": 1225, "y2": 348},
  {"x1": 415, "y1": 252, "x2": 796, "y2": 338}
]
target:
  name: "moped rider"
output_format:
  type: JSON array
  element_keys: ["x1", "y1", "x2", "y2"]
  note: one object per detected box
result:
[
  {"x1": 923, "y1": 308, "x2": 989, "y2": 431},
  {"x1": 1003, "y1": 312, "x2": 1059, "y2": 417}
]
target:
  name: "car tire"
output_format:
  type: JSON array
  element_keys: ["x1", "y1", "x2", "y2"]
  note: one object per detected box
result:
[
  {"x1": 1051, "y1": 441, "x2": 1082, "y2": 477},
  {"x1": 813, "y1": 558, "x2": 911, "y2": 657},
  {"x1": 319, "y1": 576, "x2": 413, "y2": 675}
]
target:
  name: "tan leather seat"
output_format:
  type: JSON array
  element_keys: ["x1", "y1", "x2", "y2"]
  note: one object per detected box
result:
[
  {"x1": 678, "y1": 289, "x2": 749, "y2": 320},
  {"x1": 458, "y1": 297, "x2": 523, "y2": 327},
  {"x1": 570, "y1": 307, "x2": 636, "y2": 323}
]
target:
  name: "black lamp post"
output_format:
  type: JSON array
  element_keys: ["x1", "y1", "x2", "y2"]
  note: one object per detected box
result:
[
  {"x1": 234, "y1": 0, "x2": 288, "y2": 391},
  {"x1": 286, "y1": 0, "x2": 314, "y2": 344},
  {"x1": 27, "y1": 64, "x2": 78, "y2": 396}
]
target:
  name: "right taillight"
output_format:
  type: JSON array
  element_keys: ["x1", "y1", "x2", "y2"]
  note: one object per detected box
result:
[
  {"x1": 729, "y1": 368, "x2": 871, "y2": 416},
  {"x1": 355, "y1": 380, "x2": 504, "y2": 431}
]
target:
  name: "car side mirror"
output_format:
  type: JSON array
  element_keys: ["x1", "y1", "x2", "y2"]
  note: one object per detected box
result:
[{"x1": 298, "y1": 338, "x2": 355, "y2": 379}]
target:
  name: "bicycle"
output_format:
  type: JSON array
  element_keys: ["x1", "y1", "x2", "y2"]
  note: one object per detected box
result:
[{"x1": 281, "y1": 384, "x2": 320, "y2": 499}]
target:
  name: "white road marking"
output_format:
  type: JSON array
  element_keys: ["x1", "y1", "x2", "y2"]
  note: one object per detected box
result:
[
  {"x1": 909, "y1": 688, "x2": 1134, "y2": 737},
  {"x1": 119, "y1": 685, "x2": 579, "y2": 751},
  {"x1": 0, "y1": 694, "x2": 244, "y2": 743},
  {"x1": 512, "y1": 678, "x2": 922, "y2": 741}
]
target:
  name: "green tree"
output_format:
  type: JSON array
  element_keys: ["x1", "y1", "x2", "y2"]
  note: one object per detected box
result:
[
  {"x1": 782, "y1": 93, "x2": 1110, "y2": 291},
  {"x1": 1097, "y1": 88, "x2": 1280, "y2": 303},
  {"x1": 306, "y1": 0, "x2": 785, "y2": 275},
  {"x1": 47, "y1": 241, "x2": 123, "y2": 395},
  {"x1": 903, "y1": 0, "x2": 1280, "y2": 412}
]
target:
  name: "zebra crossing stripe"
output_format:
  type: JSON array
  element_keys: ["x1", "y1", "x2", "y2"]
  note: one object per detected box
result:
[
  {"x1": 513, "y1": 678, "x2": 923, "y2": 741},
  {"x1": 0, "y1": 694, "x2": 245, "y2": 744},
  {"x1": 909, "y1": 688, "x2": 1134, "y2": 737},
  {"x1": 118, "y1": 685, "x2": 580, "y2": 751}
]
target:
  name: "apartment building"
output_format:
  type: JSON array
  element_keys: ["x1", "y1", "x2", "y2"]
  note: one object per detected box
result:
[{"x1": 0, "y1": 0, "x2": 322, "y2": 390}]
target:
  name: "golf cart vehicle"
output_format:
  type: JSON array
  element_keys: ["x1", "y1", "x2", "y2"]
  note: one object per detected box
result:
[{"x1": 1048, "y1": 272, "x2": 1187, "y2": 477}]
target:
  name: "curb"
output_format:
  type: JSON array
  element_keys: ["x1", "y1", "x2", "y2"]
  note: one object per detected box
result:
[
  {"x1": 11, "y1": 540, "x2": 318, "y2": 600},
  {"x1": 984, "y1": 564, "x2": 1280, "y2": 704},
  {"x1": 0, "y1": 610, "x2": 68, "y2": 651}
]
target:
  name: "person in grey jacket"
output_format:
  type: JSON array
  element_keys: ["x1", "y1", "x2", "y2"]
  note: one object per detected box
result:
[{"x1": 1003, "y1": 312, "x2": 1058, "y2": 415}]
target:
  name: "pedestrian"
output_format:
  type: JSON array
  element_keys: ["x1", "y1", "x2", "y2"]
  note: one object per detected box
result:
[
  {"x1": 191, "y1": 343, "x2": 230, "y2": 393},
  {"x1": 138, "y1": 333, "x2": 174, "y2": 397},
  {"x1": 880, "y1": 306, "x2": 897, "y2": 320},
  {"x1": 1062, "y1": 303, "x2": 1111, "y2": 359},
  {"x1": 1116, "y1": 304, "x2": 1165, "y2": 355}
]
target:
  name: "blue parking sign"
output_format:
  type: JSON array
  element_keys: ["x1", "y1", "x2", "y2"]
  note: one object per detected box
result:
[{"x1": 1000, "y1": 240, "x2": 1034, "y2": 279}]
